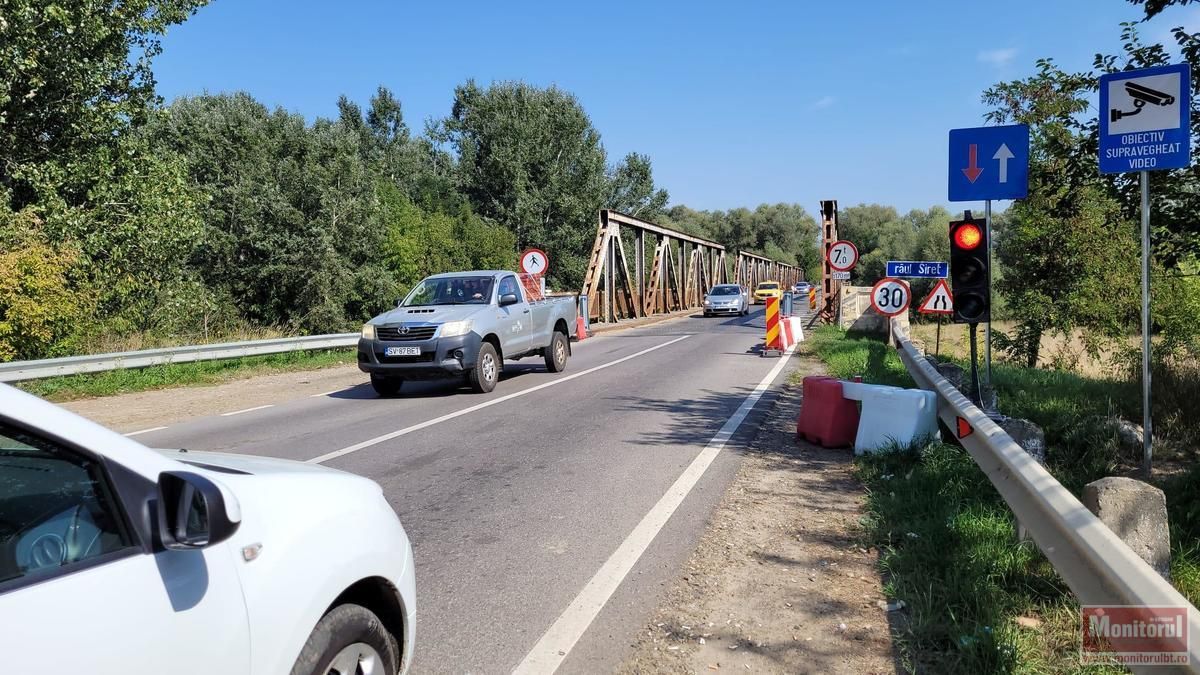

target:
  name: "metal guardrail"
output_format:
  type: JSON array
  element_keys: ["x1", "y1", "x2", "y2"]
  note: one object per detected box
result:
[
  {"x1": 891, "y1": 318, "x2": 1200, "y2": 673},
  {"x1": 0, "y1": 334, "x2": 358, "y2": 383}
]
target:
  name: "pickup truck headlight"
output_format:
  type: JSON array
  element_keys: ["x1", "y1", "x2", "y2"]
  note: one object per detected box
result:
[
  {"x1": 440, "y1": 320, "x2": 474, "y2": 338},
  {"x1": 361, "y1": 324, "x2": 376, "y2": 340}
]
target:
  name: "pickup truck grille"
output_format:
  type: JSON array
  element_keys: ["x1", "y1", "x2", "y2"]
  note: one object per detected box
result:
[{"x1": 377, "y1": 325, "x2": 437, "y2": 341}]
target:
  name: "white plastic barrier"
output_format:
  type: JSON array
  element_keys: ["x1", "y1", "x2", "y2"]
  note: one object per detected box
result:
[
  {"x1": 839, "y1": 381, "x2": 938, "y2": 455},
  {"x1": 781, "y1": 317, "x2": 804, "y2": 348}
]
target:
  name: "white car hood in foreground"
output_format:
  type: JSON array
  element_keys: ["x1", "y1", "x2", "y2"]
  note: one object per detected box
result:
[{"x1": 156, "y1": 448, "x2": 369, "y2": 481}]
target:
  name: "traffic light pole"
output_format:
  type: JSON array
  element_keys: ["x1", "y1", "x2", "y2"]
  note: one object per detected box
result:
[
  {"x1": 969, "y1": 322, "x2": 982, "y2": 407},
  {"x1": 985, "y1": 200, "x2": 993, "y2": 387},
  {"x1": 1140, "y1": 170, "x2": 1153, "y2": 477}
]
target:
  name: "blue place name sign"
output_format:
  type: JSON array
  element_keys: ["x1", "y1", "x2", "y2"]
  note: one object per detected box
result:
[{"x1": 886, "y1": 261, "x2": 948, "y2": 278}]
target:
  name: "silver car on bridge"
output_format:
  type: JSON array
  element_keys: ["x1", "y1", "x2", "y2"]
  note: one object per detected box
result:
[{"x1": 702, "y1": 284, "x2": 750, "y2": 317}]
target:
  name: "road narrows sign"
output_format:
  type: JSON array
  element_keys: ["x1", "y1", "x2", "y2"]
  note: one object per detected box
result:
[
  {"x1": 870, "y1": 278, "x2": 911, "y2": 317},
  {"x1": 827, "y1": 240, "x2": 859, "y2": 272},
  {"x1": 519, "y1": 248, "x2": 549, "y2": 275},
  {"x1": 917, "y1": 279, "x2": 954, "y2": 315}
]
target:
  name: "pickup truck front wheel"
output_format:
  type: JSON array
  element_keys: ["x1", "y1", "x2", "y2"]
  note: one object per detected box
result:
[
  {"x1": 468, "y1": 342, "x2": 499, "y2": 393},
  {"x1": 544, "y1": 331, "x2": 568, "y2": 373}
]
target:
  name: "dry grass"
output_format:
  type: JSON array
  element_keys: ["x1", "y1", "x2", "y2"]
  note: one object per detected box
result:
[{"x1": 908, "y1": 321, "x2": 1138, "y2": 378}]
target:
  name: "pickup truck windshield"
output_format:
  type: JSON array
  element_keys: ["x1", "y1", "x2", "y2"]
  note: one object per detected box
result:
[{"x1": 403, "y1": 276, "x2": 496, "y2": 306}]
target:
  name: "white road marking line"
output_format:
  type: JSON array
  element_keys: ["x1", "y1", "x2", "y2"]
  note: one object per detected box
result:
[
  {"x1": 311, "y1": 390, "x2": 343, "y2": 398},
  {"x1": 220, "y1": 404, "x2": 275, "y2": 417},
  {"x1": 123, "y1": 426, "x2": 167, "y2": 437},
  {"x1": 307, "y1": 335, "x2": 693, "y2": 465},
  {"x1": 513, "y1": 343, "x2": 797, "y2": 675}
]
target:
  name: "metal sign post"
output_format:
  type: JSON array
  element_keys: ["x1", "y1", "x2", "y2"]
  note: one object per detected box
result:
[
  {"x1": 985, "y1": 199, "x2": 992, "y2": 386},
  {"x1": 1098, "y1": 63, "x2": 1191, "y2": 477},
  {"x1": 1140, "y1": 171, "x2": 1152, "y2": 477}
]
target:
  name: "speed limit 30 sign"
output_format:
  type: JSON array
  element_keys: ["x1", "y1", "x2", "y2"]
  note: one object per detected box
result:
[{"x1": 870, "y1": 277, "x2": 911, "y2": 317}]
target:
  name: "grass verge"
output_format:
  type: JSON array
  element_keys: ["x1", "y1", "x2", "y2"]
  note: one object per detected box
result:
[
  {"x1": 800, "y1": 326, "x2": 1179, "y2": 673},
  {"x1": 17, "y1": 348, "x2": 356, "y2": 402}
]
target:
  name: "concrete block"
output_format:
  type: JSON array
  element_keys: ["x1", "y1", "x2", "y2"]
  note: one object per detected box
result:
[
  {"x1": 996, "y1": 417, "x2": 1046, "y2": 465},
  {"x1": 1083, "y1": 477, "x2": 1171, "y2": 580}
]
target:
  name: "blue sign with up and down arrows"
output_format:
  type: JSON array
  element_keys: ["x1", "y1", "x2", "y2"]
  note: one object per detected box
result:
[{"x1": 948, "y1": 124, "x2": 1030, "y2": 201}]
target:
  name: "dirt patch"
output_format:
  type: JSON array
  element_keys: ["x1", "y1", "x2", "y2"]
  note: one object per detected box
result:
[
  {"x1": 61, "y1": 365, "x2": 365, "y2": 432},
  {"x1": 619, "y1": 356, "x2": 898, "y2": 674}
]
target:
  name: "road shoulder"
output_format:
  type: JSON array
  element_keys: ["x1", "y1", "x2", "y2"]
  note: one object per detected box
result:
[{"x1": 619, "y1": 354, "x2": 898, "y2": 674}]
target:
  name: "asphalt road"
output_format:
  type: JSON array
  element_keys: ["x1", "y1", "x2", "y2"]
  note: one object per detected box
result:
[{"x1": 130, "y1": 306, "x2": 798, "y2": 674}]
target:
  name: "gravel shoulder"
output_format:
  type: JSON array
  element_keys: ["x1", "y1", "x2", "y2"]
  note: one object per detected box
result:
[
  {"x1": 619, "y1": 355, "x2": 899, "y2": 674},
  {"x1": 60, "y1": 365, "x2": 365, "y2": 432}
]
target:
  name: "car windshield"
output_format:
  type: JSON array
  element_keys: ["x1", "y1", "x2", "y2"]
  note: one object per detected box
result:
[
  {"x1": 758, "y1": 283, "x2": 778, "y2": 290},
  {"x1": 709, "y1": 286, "x2": 739, "y2": 296},
  {"x1": 402, "y1": 276, "x2": 495, "y2": 306}
]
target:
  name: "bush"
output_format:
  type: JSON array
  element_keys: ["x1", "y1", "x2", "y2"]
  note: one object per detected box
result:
[{"x1": 0, "y1": 208, "x2": 91, "y2": 360}]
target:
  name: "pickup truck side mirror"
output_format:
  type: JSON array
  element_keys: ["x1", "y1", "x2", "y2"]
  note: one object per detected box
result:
[
  {"x1": 499, "y1": 293, "x2": 520, "y2": 307},
  {"x1": 156, "y1": 471, "x2": 240, "y2": 551}
]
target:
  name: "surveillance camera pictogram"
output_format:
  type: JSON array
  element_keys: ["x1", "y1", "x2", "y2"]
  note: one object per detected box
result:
[{"x1": 1107, "y1": 72, "x2": 1182, "y2": 133}]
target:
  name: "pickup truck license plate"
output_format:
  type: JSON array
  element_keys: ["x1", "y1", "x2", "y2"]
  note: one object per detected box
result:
[{"x1": 384, "y1": 346, "x2": 421, "y2": 357}]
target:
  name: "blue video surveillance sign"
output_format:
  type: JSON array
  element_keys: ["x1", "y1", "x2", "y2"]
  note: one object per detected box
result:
[{"x1": 1099, "y1": 63, "x2": 1191, "y2": 174}]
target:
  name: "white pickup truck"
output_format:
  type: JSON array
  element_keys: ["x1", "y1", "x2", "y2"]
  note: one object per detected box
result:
[{"x1": 358, "y1": 271, "x2": 578, "y2": 396}]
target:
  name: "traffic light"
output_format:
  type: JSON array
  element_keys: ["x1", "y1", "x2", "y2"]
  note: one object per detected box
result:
[{"x1": 948, "y1": 214, "x2": 990, "y2": 324}]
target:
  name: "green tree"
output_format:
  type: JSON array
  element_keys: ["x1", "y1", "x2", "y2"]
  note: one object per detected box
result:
[
  {"x1": 149, "y1": 93, "x2": 393, "y2": 332},
  {"x1": 443, "y1": 80, "x2": 609, "y2": 289},
  {"x1": 42, "y1": 133, "x2": 207, "y2": 336},
  {"x1": 379, "y1": 181, "x2": 515, "y2": 292},
  {"x1": 1127, "y1": 0, "x2": 1196, "y2": 19},
  {"x1": 606, "y1": 153, "x2": 669, "y2": 219},
  {"x1": 984, "y1": 60, "x2": 1140, "y2": 366},
  {"x1": 0, "y1": 207, "x2": 90, "y2": 359},
  {"x1": 0, "y1": 0, "x2": 210, "y2": 209}
]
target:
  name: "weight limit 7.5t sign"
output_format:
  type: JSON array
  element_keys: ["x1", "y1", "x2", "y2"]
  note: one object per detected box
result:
[{"x1": 1100, "y1": 63, "x2": 1191, "y2": 174}]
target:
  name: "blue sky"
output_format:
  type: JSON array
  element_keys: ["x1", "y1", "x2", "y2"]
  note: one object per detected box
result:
[{"x1": 152, "y1": 0, "x2": 1200, "y2": 214}]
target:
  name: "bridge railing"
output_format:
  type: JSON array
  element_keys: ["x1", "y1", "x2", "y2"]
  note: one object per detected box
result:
[{"x1": 581, "y1": 210, "x2": 728, "y2": 323}]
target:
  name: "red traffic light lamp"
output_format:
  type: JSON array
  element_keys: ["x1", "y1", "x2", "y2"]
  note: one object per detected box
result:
[
  {"x1": 953, "y1": 222, "x2": 983, "y2": 250},
  {"x1": 948, "y1": 213, "x2": 990, "y2": 325}
]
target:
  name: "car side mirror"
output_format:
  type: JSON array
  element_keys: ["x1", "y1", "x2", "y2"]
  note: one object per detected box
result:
[
  {"x1": 156, "y1": 471, "x2": 240, "y2": 550},
  {"x1": 396, "y1": 298, "x2": 404, "y2": 307},
  {"x1": 499, "y1": 293, "x2": 520, "y2": 307}
]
